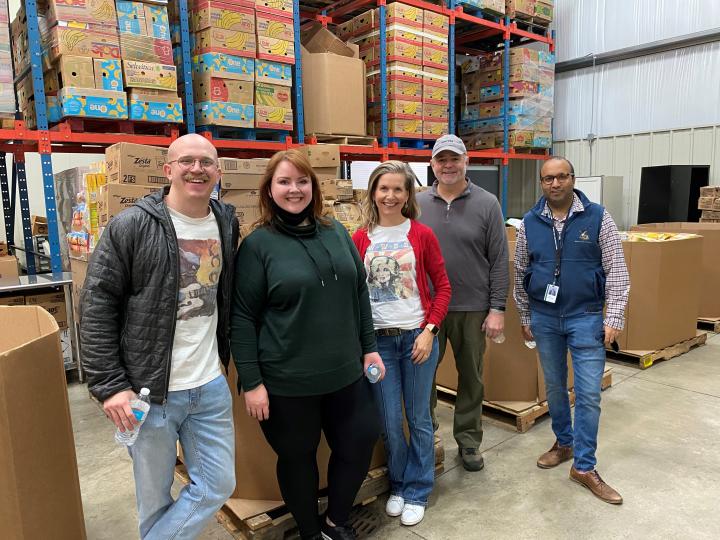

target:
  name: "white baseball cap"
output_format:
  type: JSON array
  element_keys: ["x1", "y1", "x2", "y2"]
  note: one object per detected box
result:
[{"x1": 431, "y1": 134, "x2": 467, "y2": 158}]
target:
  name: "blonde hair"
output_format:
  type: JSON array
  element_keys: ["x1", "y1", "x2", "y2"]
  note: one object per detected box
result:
[{"x1": 362, "y1": 161, "x2": 420, "y2": 231}]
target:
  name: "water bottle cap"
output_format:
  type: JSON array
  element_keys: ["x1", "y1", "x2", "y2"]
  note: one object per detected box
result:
[{"x1": 139, "y1": 388, "x2": 150, "y2": 396}]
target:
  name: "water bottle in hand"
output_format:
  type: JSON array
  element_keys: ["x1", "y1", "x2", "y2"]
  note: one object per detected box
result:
[
  {"x1": 366, "y1": 363, "x2": 381, "y2": 384},
  {"x1": 491, "y1": 333, "x2": 506, "y2": 344},
  {"x1": 115, "y1": 388, "x2": 151, "y2": 447}
]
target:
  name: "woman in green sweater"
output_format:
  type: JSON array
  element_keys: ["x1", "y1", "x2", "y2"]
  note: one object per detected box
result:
[{"x1": 230, "y1": 149, "x2": 385, "y2": 540}]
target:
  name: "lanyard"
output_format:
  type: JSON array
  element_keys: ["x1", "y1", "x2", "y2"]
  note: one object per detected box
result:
[{"x1": 551, "y1": 224, "x2": 563, "y2": 284}]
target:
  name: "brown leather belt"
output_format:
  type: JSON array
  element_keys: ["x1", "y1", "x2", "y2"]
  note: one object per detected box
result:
[{"x1": 375, "y1": 327, "x2": 412, "y2": 337}]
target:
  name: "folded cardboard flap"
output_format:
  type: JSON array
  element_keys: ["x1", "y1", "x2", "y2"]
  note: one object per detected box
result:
[
  {"x1": 0, "y1": 306, "x2": 58, "y2": 352},
  {"x1": 300, "y1": 22, "x2": 359, "y2": 58}
]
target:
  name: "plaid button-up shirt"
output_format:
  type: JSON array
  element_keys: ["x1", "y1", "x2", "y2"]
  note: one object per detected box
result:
[{"x1": 513, "y1": 194, "x2": 630, "y2": 329}]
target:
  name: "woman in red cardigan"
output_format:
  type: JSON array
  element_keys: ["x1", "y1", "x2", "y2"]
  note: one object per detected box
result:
[{"x1": 352, "y1": 161, "x2": 451, "y2": 527}]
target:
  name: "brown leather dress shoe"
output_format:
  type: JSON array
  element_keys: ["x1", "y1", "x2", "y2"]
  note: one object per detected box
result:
[
  {"x1": 570, "y1": 467, "x2": 623, "y2": 504},
  {"x1": 536, "y1": 441, "x2": 573, "y2": 469}
]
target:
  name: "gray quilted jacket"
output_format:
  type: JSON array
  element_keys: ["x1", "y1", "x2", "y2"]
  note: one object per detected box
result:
[{"x1": 80, "y1": 187, "x2": 239, "y2": 403}]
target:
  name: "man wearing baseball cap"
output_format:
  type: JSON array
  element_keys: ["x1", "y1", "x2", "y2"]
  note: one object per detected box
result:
[{"x1": 417, "y1": 134, "x2": 509, "y2": 471}]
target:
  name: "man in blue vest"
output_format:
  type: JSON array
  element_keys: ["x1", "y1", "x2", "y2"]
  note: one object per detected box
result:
[{"x1": 514, "y1": 156, "x2": 629, "y2": 504}]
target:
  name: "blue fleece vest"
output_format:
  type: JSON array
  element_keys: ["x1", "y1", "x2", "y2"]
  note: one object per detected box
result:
[{"x1": 523, "y1": 190, "x2": 605, "y2": 318}]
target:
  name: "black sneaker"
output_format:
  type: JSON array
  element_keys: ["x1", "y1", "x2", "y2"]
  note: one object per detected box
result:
[
  {"x1": 458, "y1": 447, "x2": 485, "y2": 471},
  {"x1": 321, "y1": 521, "x2": 357, "y2": 540}
]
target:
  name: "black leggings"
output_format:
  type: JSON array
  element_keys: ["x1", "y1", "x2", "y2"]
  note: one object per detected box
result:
[{"x1": 260, "y1": 377, "x2": 380, "y2": 539}]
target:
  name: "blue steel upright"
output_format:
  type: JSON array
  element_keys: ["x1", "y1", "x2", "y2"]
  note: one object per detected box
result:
[
  {"x1": 0, "y1": 154, "x2": 12, "y2": 244},
  {"x1": 178, "y1": 0, "x2": 195, "y2": 133},
  {"x1": 501, "y1": 16, "x2": 511, "y2": 217},
  {"x1": 447, "y1": 0, "x2": 456, "y2": 134},
  {"x1": 294, "y1": 1, "x2": 306, "y2": 143},
  {"x1": 379, "y1": 2, "x2": 388, "y2": 148}
]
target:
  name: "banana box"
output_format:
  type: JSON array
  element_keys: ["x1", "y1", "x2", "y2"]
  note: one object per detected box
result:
[
  {"x1": 423, "y1": 81, "x2": 449, "y2": 104},
  {"x1": 46, "y1": 0, "x2": 117, "y2": 27},
  {"x1": 507, "y1": 130, "x2": 534, "y2": 147},
  {"x1": 256, "y1": 36, "x2": 295, "y2": 64},
  {"x1": 123, "y1": 61, "x2": 178, "y2": 91},
  {"x1": 386, "y1": 3, "x2": 423, "y2": 27},
  {"x1": 367, "y1": 76, "x2": 422, "y2": 102},
  {"x1": 58, "y1": 56, "x2": 96, "y2": 89},
  {"x1": 255, "y1": 0, "x2": 294, "y2": 19},
  {"x1": 194, "y1": 74, "x2": 253, "y2": 103},
  {"x1": 423, "y1": 120, "x2": 446, "y2": 139},
  {"x1": 480, "y1": 81, "x2": 538, "y2": 101},
  {"x1": 47, "y1": 25, "x2": 121, "y2": 62},
  {"x1": 423, "y1": 102, "x2": 449, "y2": 121},
  {"x1": 369, "y1": 118, "x2": 423, "y2": 138},
  {"x1": 196, "y1": 101, "x2": 255, "y2": 128},
  {"x1": 462, "y1": 132, "x2": 498, "y2": 150},
  {"x1": 368, "y1": 99, "x2": 422, "y2": 120},
  {"x1": 534, "y1": 1, "x2": 553, "y2": 23},
  {"x1": 255, "y1": 105, "x2": 293, "y2": 130},
  {"x1": 129, "y1": 93, "x2": 183, "y2": 123},
  {"x1": 352, "y1": 9, "x2": 377, "y2": 36},
  {"x1": 116, "y1": 1, "x2": 147, "y2": 35},
  {"x1": 256, "y1": 13, "x2": 294, "y2": 42},
  {"x1": 193, "y1": 52, "x2": 255, "y2": 82},
  {"x1": 58, "y1": 88, "x2": 128, "y2": 120},
  {"x1": 422, "y1": 42, "x2": 448, "y2": 70},
  {"x1": 192, "y1": 2, "x2": 255, "y2": 34},
  {"x1": 254, "y1": 82, "x2": 291, "y2": 108},
  {"x1": 93, "y1": 59, "x2": 124, "y2": 91},
  {"x1": 255, "y1": 60, "x2": 292, "y2": 87},
  {"x1": 351, "y1": 26, "x2": 423, "y2": 47},
  {"x1": 508, "y1": 47, "x2": 539, "y2": 66},
  {"x1": 335, "y1": 20, "x2": 354, "y2": 41},
  {"x1": 194, "y1": 28, "x2": 257, "y2": 58},
  {"x1": 423, "y1": 10, "x2": 449, "y2": 35},
  {"x1": 144, "y1": 4, "x2": 171, "y2": 40},
  {"x1": 120, "y1": 34, "x2": 174, "y2": 64}
]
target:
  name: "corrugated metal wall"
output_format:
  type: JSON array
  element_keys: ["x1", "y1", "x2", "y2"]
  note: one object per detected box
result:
[{"x1": 554, "y1": 125, "x2": 720, "y2": 227}]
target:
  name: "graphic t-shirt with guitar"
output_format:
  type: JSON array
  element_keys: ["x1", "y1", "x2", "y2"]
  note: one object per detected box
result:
[{"x1": 168, "y1": 207, "x2": 223, "y2": 391}]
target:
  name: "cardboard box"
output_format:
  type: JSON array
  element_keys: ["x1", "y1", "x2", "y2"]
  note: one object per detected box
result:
[
  {"x1": 57, "y1": 88, "x2": 128, "y2": 120},
  {"x1": 192, "y1": 2, "x2": 254, "y2": 33},
  {"x1": 329, "y1": 201, "x2": 362, "y2": 222},
  {"x1": 618, "y1": 233, "x2": 702, "y2": 351},
  {"x1": 46, "y1": 0, "x2": 117, "y2": 27},
  {"x1": 631, "y1": 223, "x2": 720, "y2": 318},
  {"x1": 506, "y1": 0, "x2": 535, "y2": 18},
  {"x1": 93, "y1": 58, "x2": 124, "y2": 91},
  {"x1": 422, "y1": 41, "x2": 448, "y2": 69},
  {"x1": 371, "y1": 118, "x2": 423, "y2": 138},
  {"x1": 97, "y1": 183, "x2": 157, "y2": 225},
  {"x1": 123, "y1": 60, "x2": 177, "y2": 91},
  {"x1": 116, "y1": 1, "x2": 147, "y2": 35},
  {"x1": 57, "y1": 56, "x2": 95, "y2": 89},
  {"x1": 301, "y1": 144, "x2": 341, "y2": 168},
  {"x1": 70, "y1": 257, "x2": 89, "y2": 321},
  {"x1": 219, "y1": 158, "x2": 268, "y2": 190},
  {"x1": 313, "y1": 167, "x2": 341, "y2": 183},
  {"x1": 423, "y1": 119, "x2": 447, "y2": 138},
  {"x1": 194, "y1": 74, "x2": 253, "y2": 103},
  {"x1": 424, "y1": 10, "x2": 450, "y2": 35},
  {"x1": 255, "y1": 0, "x2": 294, "y2": 18},
  {"x1": 105, "y1": 142, "x2": 169, "y2": 186},
  {"x1": 0, "y1": 306, "x2": 87, "y2": 540},
  {"x1": 320, "y1": 179, "x2": 353, "y2": 201},
  {"x1": 194, "y1": 28, "x2": 257, "y2": 58},
  {"x1": 254, "y1": 82, "x2": 292, "y2": 108},
  {"x1": 698, "y1": 197, "x2": 715, "y2": 210},
  {"x1": 255, "y1": 59, "x2": 292, "y2": 86},
  {"x1": 196, "y1": 102, "x2": 255, "y2": 128},
  {"x1": 256, "y1": 35, "x2": 295, "y2": 63},
  {"x1": 0, "y1": 255, "x2": 18, "y2": 278},
  {"x1": 0, "y1": 241, "x2": 6, "y2": 256},
  {"x1": 534, "y1": 0, "x2": 553, "y2": 22},
  {"x1": 30, "y1": 215, "x2": 48, "y2": 236},
  {"x1": 193, "y1": 52, "x2": 255, "y2": 81},
  {"x1": 386, "y1": 2, "x2": 423, "y2": 27},
  {"x1": 255, "y1": 105, "x2": 293, "y2": 130},
  {"x1": 144, "y1": 3, "x2": 171, "y2": 40},
  {"x1": 221, "y1": 189, "x2": 262, "y2": 224},
  {"x1": 46, "y1": 26, "x2": 121, "y2": 63},
  {"x1": 120, "y1": 34, "x2": 174, "y2": 64},
  {"x1": 256, "y1": 13, "x2": 294, "y2": 42},
  {"x1": 0, "y1": 295, "x2": 24, "y2": 306},
  {"x1": 129, "y1": 92, "x2": 183, "y2": 122},
  {"x1": 699, "y1": 186, "x2": 720, "y2": 197}
]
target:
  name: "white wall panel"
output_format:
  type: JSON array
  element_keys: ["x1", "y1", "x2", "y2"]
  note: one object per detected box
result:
[{"x1": 670, "y1": 130, "x2": 693, "y2": 165}]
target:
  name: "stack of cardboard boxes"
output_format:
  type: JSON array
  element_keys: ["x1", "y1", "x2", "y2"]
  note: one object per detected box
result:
[
  {"x1": 698, "y1": 186, "x2": 720, "y2": 223},
  {"x1": 505, "y1": 0, "x2": 554, "y2": 24},
  {"x1": 0, "y1": 240, "x2": 19, "y2": 279},
  {"x1": 0, "y1": 0, "x2": 13, "y2": 117},
  {"x1": 457, "y1": 1, "x2": 505, "y2": 16},
  {"x1": 218, "y1": 156, "x2": 267, "y2": 226},
  {"x1": 347, "y1": 2, "x2": 449, "y2": 140},
  {"x1": 459, "y1": 46, "x2": 554, "y2": 150},
  {"x1": 171, "y1": 0, "x2": 294, "y2": 132}
]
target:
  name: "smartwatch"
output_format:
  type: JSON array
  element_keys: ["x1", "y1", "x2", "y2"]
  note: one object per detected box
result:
[{"x1": 425, "y1": 323, "x2": 440, "y2": 336}]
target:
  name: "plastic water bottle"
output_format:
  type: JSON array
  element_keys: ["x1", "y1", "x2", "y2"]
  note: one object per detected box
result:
[
  {"x1": 491, "y1": 333, "x2": 506, "y2": 344},
  {"x1": 366, "y1": 363, "x2": 381, "y2": 384},
  {"x1": 115, "y1": 388, "x2": 151, "y2": 447}
]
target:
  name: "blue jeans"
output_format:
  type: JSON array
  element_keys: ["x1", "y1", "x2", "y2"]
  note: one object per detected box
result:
[
  {"x1": 374, "y1": 328, "x2": 438, "y2": 506},
  {"x1": 128, "y1": 375, "x2": 235, "y2": 539},
  {"x1": 530, "y1": 311, "x2": 606, "y2": 472}
]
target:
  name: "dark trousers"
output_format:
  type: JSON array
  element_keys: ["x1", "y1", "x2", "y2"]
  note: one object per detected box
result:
[{"x1": 260, "y1": 377, "x2": 380, "y2": 539}]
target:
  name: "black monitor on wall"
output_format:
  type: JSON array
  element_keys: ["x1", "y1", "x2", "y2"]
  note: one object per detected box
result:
[
  {"x1": 427, "y1": 165, "x2": 500, "y2": 199},
  {"x1": 637, "y1": 165, "x2": 709, "y2": 223}
]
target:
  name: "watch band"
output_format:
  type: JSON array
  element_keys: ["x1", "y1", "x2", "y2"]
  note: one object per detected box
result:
[{"x1": 426, "y1": 324, "x2": 440, "y2": 336}]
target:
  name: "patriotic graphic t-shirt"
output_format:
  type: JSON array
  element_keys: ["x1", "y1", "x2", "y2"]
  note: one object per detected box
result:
[
  {"x1": 364, "y1": 219, "x2": 424, "y2": 330},
  {"x1": 168, "y1": 207, "x2": 222, "y2": 391}
]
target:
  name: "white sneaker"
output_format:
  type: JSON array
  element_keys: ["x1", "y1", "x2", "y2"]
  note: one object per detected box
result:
[
  {"x1": 385, "y1": 495, "x2": 404, "y2": 517},
  {"x1": 400, "y1": 503, "x2": 425, "y2": 526}
]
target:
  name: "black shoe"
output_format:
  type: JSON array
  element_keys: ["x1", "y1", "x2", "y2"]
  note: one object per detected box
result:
[
  {"x1": 321, "y1": 520, "x2": 357, "y2": 540},
  {"x1": 458, "y1": 447, "x2": 485, "y2": 471}
]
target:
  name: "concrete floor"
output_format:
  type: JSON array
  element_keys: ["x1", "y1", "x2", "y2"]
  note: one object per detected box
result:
[{"x1": 69, "y1": 333, "x2": 720, "y2": 539}]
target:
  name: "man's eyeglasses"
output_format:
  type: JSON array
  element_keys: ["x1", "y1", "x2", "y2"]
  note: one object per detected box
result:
[
  {"x1": 540, "y1": 172, "x2": 574, "y2": 185},
  {"x1": 167, "y1": 157, "x2": 218, "y2": 170}
]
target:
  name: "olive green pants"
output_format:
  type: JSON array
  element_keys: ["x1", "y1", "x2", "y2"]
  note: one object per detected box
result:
[{"x1": 430, "y1": 311, "x2": 488, "y2": 449}]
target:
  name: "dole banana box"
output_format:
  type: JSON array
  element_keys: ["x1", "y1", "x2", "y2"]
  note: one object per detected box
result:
[
  {"x1": 352, "y1": 9, "x2": 377, "y2": 36},
  {"x1": 423, "y1": 120, "x2": 446, "y2": 138},
  {"x1": 255, "y1": 59, "x2": 292, "y2": 86},
  {"x1": 335, "y1": 20, "x2": 354, "y2": 41},
  {"x1": 194, "y1": 28, "x2": 257, "y2": 58},
  {"x1": 423, "y1": 102, "x2": 449, "y2": 121},
  {"x1": 423, "y1": 81, "x2": 449, "y2": 103},
  {"x1": 58, "y1": 88, "x2": 128, "y2": 120},
  {"x1": 129, "y1": 92, "x2": 183, "y2": 123},
  {"x1": 255, "y1": 105, "x2": 293, "y2": 130},
  {"x1": 254, "y1": 82, "x2": 291, "y2": 108},
  {"x1": 256, "y1": 13, "x2": 294, "y2": 42},
  {"x1": 193, "y1": 52, "x2": 255, "y2": 81},
  {"x1": 192, "y1": 2, "x2": 255, "y2": 33},
  {"x1": 123, "y1": 61, "x2": 178, "y2": 91},
  {"x1": 422, "y1": 41, "x2": 449, "y2": 69},
  {"x1": 369, "y1": 118, "x2": 423, "y2": 138},
  {"x1": 256, "y1": 36, "x2": 295, "y2": 63},
  {"x1": 370, "y1": 77, "x2": 422, "y2": 102},
  {"x1": 144, "y1": 4, "x2": 171, "y2": 40},
  {"x1": 352, "y1": 26, "x2": 422, "y2": 47},
  {"x1": 94, "y1": 59, "x2": 124, "y2": 91},
  {"x1": 196, "y1": 102, "x2": 255, "y2": 128},
  {"x1": 368, "y1": 99, "x2": 422, "y2": 119},
  {"x1": 120, "y1": 34, "x2": 174, "y2": 64},
  {"x1": 386, "y1": 3, "x2": 423, "y2": 27},
  {"x1": 46, "y1": 0, "x2": 117, "y2": 27},
  {"x1": 423, "y1": 10, "x2": 449, "y2": 35},
  {"x1": 255, "y1": 0, "x2": 294, "y2": 18},
  {"x1": 47, "y1": 26, "x2": 121, "y2": 62},
  {"x1": 194, "y1": 74, "x2": 253, "y2": 103},
  {"x1": 116, "y1": 1, "x2": 147, "y2": 36}
]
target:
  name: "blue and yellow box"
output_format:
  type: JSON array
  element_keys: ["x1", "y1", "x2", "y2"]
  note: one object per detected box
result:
[
  {"x1": 116, "y1": 1, "x2": 147, "y2": 36},
  {"x1": 58, "y1": 88, "x2": 128, "y2": 119},
  {"x1": 255, "y1": 59, "x2": 292, "y2": 87},
  {"x1": 93, "y1": 59, "x2": 124, "y2": 91},
  {"x1": 129, "y1": 94, "x2": 183, "y2": 123},
  {"x1": 144, "y1": 4, "x2": 170, "y2": 41},
  {"x1": 196, "y1": 102, "x2": 254, "y2": 128},
  {"x1": 47, "y1": 95, "x2": 62, "y2": 123},
  {"x1": 193, "y1": 53, "x2": 254, "y2": 82}
]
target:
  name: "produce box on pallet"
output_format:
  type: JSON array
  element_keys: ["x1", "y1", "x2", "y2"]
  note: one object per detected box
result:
[
  {"x1": 221, "y1": 189, "x2": 262, "y2": 224},
  {"x1": 196, "y1": 101, "x2": 255, "y2": 128},
  {"x1": 458, "y1": 0, "x2": 506, "y2": 16},
  {"x1": 97, "y1": 183, "x2": 156, "y2": 226},
  {"x1": 219, "y1": 157, "x2": 268, "y2": 190}
]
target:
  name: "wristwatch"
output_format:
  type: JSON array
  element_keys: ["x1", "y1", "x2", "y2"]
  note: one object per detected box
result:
[{"x1": 425, "y1": 324, "x2": 440, "y2": 335}]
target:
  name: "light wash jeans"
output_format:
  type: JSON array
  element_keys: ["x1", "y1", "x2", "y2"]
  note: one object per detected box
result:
[
  {"x1": 128, "y1": 374, "x2": 235, "y2": 539},
  {"x1": 373, "y1": 328, "x2": 439, "y2": 506},
  {"x1": 531, "y1": 311, "x2": 607, "y2": 471}
]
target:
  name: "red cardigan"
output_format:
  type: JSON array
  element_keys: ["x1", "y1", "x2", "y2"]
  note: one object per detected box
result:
[{"x1": 352, "y1": 220, "x2": 451, "y2": 328}]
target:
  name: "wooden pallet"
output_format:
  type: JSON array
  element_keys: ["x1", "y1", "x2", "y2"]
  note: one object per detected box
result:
[
  {"x1": 606, "y1": 332, "x2": 708, "y2": 369},
  {"x1": 308, "y1": 133, "x2": 377, "y2": 146},
  {"x1": 438, "y1": 368, "x2": 613, "y2": 434},
  {"x1": 51, "y1": 117, "x2": 181, "y2": 136},
  {"x1": 698, "y1": 318, "x2": 720, "y2": 333}
]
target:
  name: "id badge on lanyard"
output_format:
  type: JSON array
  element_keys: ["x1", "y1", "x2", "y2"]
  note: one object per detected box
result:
[{"x1": 544, "y1": 227, "x2": 562, "y2": 304}]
